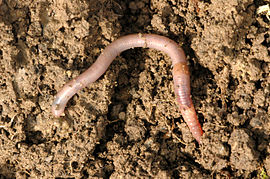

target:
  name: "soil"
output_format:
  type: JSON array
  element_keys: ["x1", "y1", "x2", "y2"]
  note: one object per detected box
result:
[{"x1": 0, "y1": 0, "x2": 269, "y2": 178}]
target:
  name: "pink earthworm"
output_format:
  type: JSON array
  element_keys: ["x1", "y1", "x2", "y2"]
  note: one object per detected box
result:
[{"x1": 52, "y1": 33, "x2": 203, "y2": 143}]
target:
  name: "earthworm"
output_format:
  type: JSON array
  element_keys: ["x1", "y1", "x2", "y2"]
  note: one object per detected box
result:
[{"x1": 52, "y1": 33, "x2": 203, "y2": 143}]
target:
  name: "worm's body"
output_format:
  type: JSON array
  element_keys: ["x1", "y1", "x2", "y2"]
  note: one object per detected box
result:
[{"x1": 52, "y1": 34, "x2": 203, "y2": 143}]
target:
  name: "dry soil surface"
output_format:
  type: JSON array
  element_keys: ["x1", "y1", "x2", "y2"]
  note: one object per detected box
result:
[{"x1": 0, "y1": 0, "x2": 269, "y2": 178}]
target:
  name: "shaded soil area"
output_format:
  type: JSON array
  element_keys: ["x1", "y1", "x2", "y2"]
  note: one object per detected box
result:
[{"x1": 0, "y1": 0, "x2": 269, "y2": 178}]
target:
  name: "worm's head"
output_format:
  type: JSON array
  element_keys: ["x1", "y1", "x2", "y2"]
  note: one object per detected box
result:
[{"x1": 52, "y1": 96, "x2": 66, "y2": 117}]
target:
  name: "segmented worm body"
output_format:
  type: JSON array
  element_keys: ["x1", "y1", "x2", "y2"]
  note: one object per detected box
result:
[{"x1": 52, "y1": 34, "x2": 203, "y2": 143}]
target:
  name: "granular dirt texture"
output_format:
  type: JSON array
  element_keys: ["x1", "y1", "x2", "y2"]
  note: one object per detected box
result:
[{"x1": 0, "y1": 0, "x2": 269, "y2": 178}]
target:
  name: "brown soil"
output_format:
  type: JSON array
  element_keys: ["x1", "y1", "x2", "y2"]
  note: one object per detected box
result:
[{"x1": 0, "y1": 0, "x2": 269, "y2": 178}]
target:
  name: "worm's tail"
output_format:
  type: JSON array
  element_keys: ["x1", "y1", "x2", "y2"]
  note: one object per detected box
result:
[
  {"x1": 179, "y1": 104, "x2": 203, "y2": 144},
  {"x1": 173, "y1": 62, "x2": 203, "y2": 143}
]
